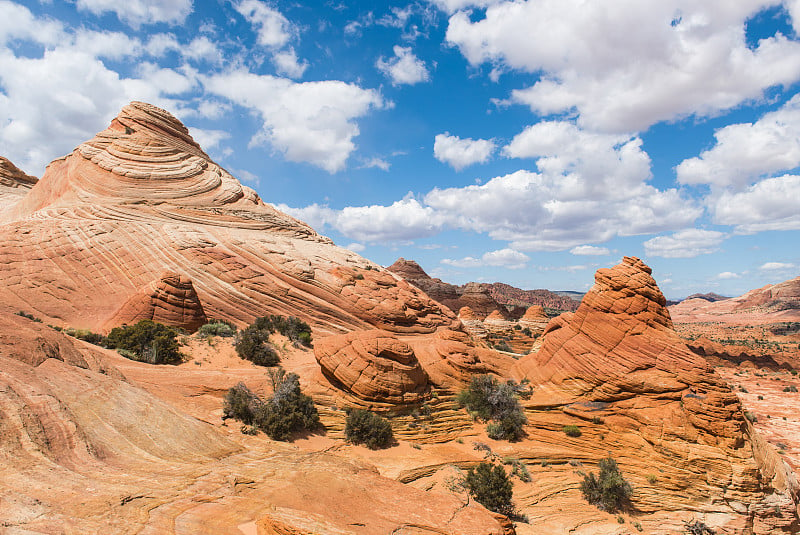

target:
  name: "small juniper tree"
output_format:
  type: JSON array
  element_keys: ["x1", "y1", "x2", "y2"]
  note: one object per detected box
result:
[
  {"x1": 464, "y1": 462, "x2": 514, "y2": 516},
  {"x1": 457, "y1": 375, "x2": 527, "y2": 441},
  {"x1": 345, "y1": 409, "x2": 393, "y2": 449},
  {"x1": 580, "y1": 457, "x2": 632, "y2": 512}
]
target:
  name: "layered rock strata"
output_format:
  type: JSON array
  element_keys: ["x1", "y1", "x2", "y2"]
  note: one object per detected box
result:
[
  {"x1": 514, "y1": 256, "x2": 800, "y2": 533},
  {"x1": 0, "y1": 102, "x2": 456, "y2": 335},
  {"x1": 103, "y1": 272, "x2": 207, "y2": 332}
]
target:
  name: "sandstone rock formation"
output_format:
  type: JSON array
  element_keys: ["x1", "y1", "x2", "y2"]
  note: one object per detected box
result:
[
  {"x1": 0, "y1": 102, "x2": 456, "y2": 335},
  {"x1": 315, "y1": 329, "x2": 429, "y2": 404},
  {"x1": 518, "y1": 305, "x2": 549, "y2": 333},
  {"x1": 513, "y1": 256, "x2": 800, "y2": 533},
  {"x1": 482, "y1": 282, "x2": 580, "y2": 312},
  {"x1": 103, "y1": 272, "x2": 207, "y2": 332},
  {"x1": 388, "y1": 258, "x2": 506, "y2": 318},
  {"x1": 0, "y1": 309, "x2": 512, "y2": 534},
  {"x1": 0, "y1": 156, "x2": 37, "y2": 214},
  {"x1": 686, "y1": 336, "x2": 790, "y2": 370},
  {"x1": 670, "y1": 276, "x2": 800, "y2": 324}
]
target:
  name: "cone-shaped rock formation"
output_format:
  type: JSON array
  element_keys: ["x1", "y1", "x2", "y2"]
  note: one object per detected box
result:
[
  {"x1": 103, "y1": 272, "x2": 207, "y2": 332},
  {"x1": 0, "y1": 102, "x2": 456, "y2": 334}
]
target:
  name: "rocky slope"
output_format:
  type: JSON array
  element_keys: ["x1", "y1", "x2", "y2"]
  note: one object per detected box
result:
[
  {"x1": 0, "y1": 309, "x2": 510, "y2": 534},
  {"x1": 510, "y1": 257, "x2": 799, "y2": 533},
  {"x1": 482, "y1": 282, "x2": 580, "y2": 312},
  {"x1": 0, "y1": 103, "x2": 457, "y2": 335},
  {"x1": 671, "y1": 276, "x2": 800, "y2": 324},
  {"x1": 0, "y1": 156, "x2": 37, "y2": 216}
]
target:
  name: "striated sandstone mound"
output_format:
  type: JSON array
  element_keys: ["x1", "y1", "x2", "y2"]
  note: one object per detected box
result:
[
  {"x1": 0, "y1": 102, "x2": 456, "y2": 335},
  {"x1": 314, "y1": 329, "x2": 428, "y2": 404},
  {"x1": 0, "y1": 156, "x2": 37, "y2": 215},
  {"x1": 513, "y1": 256, "x2": 800, "y2": 533},
  {"x1": 103, "y1": 271, "x2": 207, "y2": 332},
  {"x1": 518, "y1": 305, "x2": 549, "y2": 333}
]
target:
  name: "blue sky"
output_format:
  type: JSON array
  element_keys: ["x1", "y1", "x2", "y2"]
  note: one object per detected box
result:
[{"x1": 2, "y1": 0, "x2": 800, "y2": 299}]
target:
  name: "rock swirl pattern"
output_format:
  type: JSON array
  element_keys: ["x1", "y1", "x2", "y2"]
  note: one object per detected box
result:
[{"x1": 0, "y1": 102, "x2": 457, "y2": 335}]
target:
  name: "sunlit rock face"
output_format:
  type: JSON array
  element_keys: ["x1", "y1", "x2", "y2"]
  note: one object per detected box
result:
[{"x1": 0, "y1": 102, "x2": 456, "y2": 335}]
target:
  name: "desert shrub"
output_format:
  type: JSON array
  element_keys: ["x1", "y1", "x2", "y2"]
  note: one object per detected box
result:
[
  {"x1": 580, "y1": 457, "x2": 632, "y2": 512},
  {"x1": 494, "y1": 340, "x2": 512, "y2": 352},
  {"x1": 592, "y1": 416, "x2": 604, "y2": 424},
  {"x1": 198, "y1": 321, "x2": 236, "y2": 338},
  {"x1": 521, "y1": 327, "x2": 532, "y2": 337},
  {"x1": 744, "y1": 411, "x2": 758, "y2": 422},
  {"x1": 107, "y1": 320, "x2": 182, "y2": 364},
  {"x1": 783, "y1": 385, "x2": 798, "y2": 392},
  {"x1": 65, "y1": 328, "x2": 108, "y2": 347},
  {"x1": 458, "y1": 375, "x2": 527, "y2": 441},
  {"x1": 16, "y1": 310, "x2": 42, "y2": 322},
  {"x1": 345, "y1": 409, "x2": 393, "y2": 449},
  {"x1": 235, "y1": 324, "x2": 279, "y2": 366},
  {"x1": 250, "y1": 315, "x2": 313, "y2": 347},
  {"x1": 464, "y1": 462, "x2": 514, "y2": 516},
  {"x1": 223, "y1": 373, "x2": 320, "y2": 441},
  {"x1": 223, "y1": 382, "x2": 262, "y2": 425},
  {"x1": 254, "y1": 371, "x2": 320, "y2": 440},
  {"x1": 563, "y1": 425, "x2": 582, "y2": 437}
]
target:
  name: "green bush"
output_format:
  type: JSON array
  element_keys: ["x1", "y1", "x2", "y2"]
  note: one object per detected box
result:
[
  {"x1": 783, "y1": 385, "x2": 798, "y2": 392},
  {"x1": 464, "y1": 462, "x2": 514, "y2": 516},
  {"x1": 235, "y1": 324, "x2": 279, "y2": 366},
  {"x1": 580, "y1": 457, "x2": 632, "y2": 512},
  {"x1": 563, "y1": 425, "x2": 582, "y2": 437},
  {"x1": 222, "y1": 371, "x2": 320, "y2": 441},
  {"x1": 345, "y1": 409, "x2": 393, "y2": 449},
  {"x1": 107, "y1": 320, "x2": 182, "y2": 364},
  {"x1": 253, "y1": 315, "x2": 312, "y2": 346},
  {"x1": 65, "y1": 328, "x2": 108, "y2": 347},
  {"x1": 254, "y1": 371, "x2": 320, "y2": 440},
  {"x1": 457, "y1": 375, "x2": 527, "y2": 441},
  {"x1": 223, "y1": 382, "x2": 261, "y2": 425},
  {"x1": 198, "y1": 321, "x2": 236, "y2": 337}
]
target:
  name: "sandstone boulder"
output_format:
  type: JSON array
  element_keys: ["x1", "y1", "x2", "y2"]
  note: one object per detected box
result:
[
  {"x1": 519, "y1": 304, "x2": 549, "y2": 333},
  {"x1": 103, "y1": 272, "x2": 207, "y2": 332},
  {"x1": 314, "y1": 330, "x2": 428, "y2": 404}
]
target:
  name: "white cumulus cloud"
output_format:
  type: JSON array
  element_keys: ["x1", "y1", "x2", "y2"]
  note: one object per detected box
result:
[
  {"x1": 234, "y1": 0, "x2": 293, "y2": 48},
  {"x1": 434, "y1": 132, "x2": 495, "y2": 170},
  {"x1": 442, "y1": 248, "x2": 529, "y2": 270},
  {"x1": 760, "y1": 262, "x2": 797, "y2": 270},
  {"x1": 446, "y1": 1, "x2": 800, "y2": 132},
  {"x1": 643, "y1": 229, "x2": 727, "y2": 258},
  {"x1": 76, "y1": 0, "x2": 192, "y2": 28},
  {"x1": 570, "y1": 245, "x2": 610, "y2": 256},
  {"x1": 272, "y1": 47, "x2": 308, "y2": 79},
  {"x1": 205, "y1": 70, "x2": 385, "y2": 173},
  {"x1": 716, "y1": 271, "x2": 741, "y2": 279},
  {"x1": 376, "y1": 46, "x2": 430, "y2": 86},
  {"x1": 677, "y1": 94, "x2": 800, "y2": 190}
]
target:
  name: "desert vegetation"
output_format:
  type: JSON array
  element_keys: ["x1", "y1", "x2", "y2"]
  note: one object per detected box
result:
[
  {"x1": 344, "y1": 408, "x2": 394, "y2": 449},
  {"x1": 223, "y1": 369, "x2": 320, "y2": 440},
  {"x1": 580, "y1": 457, "x2": 632, "y2": 512},
  {"x1": 197, "y1": 319, "x2": 236, "y2": 338},
  {"x1": 457, "y1": 374, "x2": 527, "y2": 441},
  {"x1": 107, "y1": 320, "x2": 183, "y2": 364},
  {"x1": 235, "y1": 315, "x2": 312, "y2": 366},
  {"x1": 464, "y1": 461, "x2": 514, "y2": 516}
]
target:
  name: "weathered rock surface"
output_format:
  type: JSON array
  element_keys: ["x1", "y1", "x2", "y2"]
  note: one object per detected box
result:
[
  {"x1": 518, "y1": 305, "x2": 549, "y2": 333},
  {"x1": 687, "y1": 336, "x2": 790, "y2": 370},
  {"x1": 103, "y1": 271, "x2": 207, "y2": 332},
  {"x1": 0, "y1": 156, "x2": 37, "y2": 215},
  {"x1": 513, "y1": 256, "x2": 800, "y2": 533},
  {"x1": 0, "y1": 309, "x2": 511, "y2": 534},
  {"x1": 0, "y1": 102, "x2": 456, "y2": 335},
  {"x1": 314, "y1": 329, "x2": 428, "y2": 404},
  {"x1": 482, "y1": 282, "x2": 580, "y2": 312},
  {"x1": 671, "y1": 276, "x2": 800, "y2": 324}
]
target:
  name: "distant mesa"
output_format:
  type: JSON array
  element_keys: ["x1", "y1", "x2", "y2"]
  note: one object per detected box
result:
[
  {"x1": 685, "y1": 292, "x2": 730, "y2": 302},
  {"x1": 670, "y1": 275, "x2": 800, "y2": 324},
  {"x1": 0, "y1": 156, "x2": 38, "y2": 215}
]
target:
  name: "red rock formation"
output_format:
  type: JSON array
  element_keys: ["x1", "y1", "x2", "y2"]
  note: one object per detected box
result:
[
  {"x1": 514, "y1": 256, "x2": 800, "y2": 532},
  {"x1": 314, "y1": 330, "x2": 428, "y2": 404},
  {"x1": 0, "y1": 156, "x2": 37, "y2": 214},
  {"x1": 518, "y1": 305, "x2": 549, "y2": 333},
  {"x1": 482, "y1": 282, "x2": 581, "y2": 312},
  {"x1": 0, "y1": 102, "x2": 456, "y2": 335},
  {"x1": 670, "y1": 276, "x2": 800, "y2": 324},
  {"x1": 686, "y1": 336, "x2": 789, "y2": 370},
  {"x1": 103, "y1": 272, "x2": 207, "y2": 332}
]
